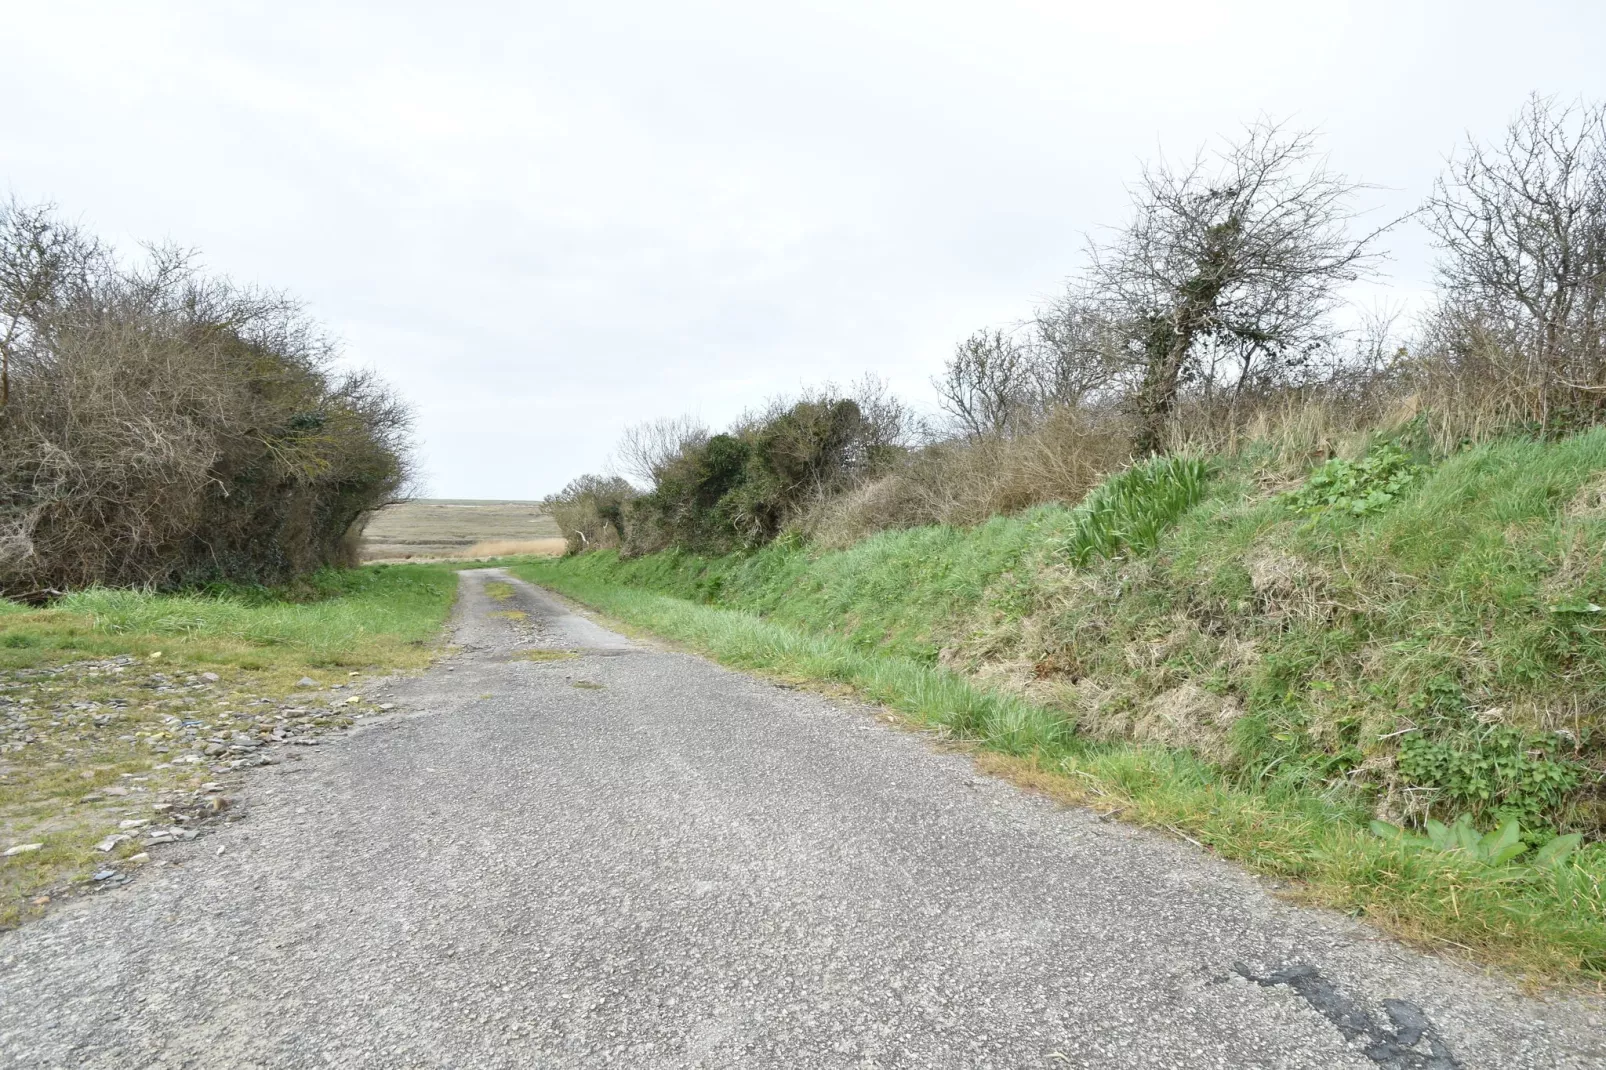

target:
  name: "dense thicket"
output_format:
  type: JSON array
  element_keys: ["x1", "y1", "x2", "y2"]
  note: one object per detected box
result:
[
  {"x1": 0, "y1": 202, "x2": 411, "y2": 594},
  {"x1": 547, "y1": 380, "x2": 914, "y2": 554}
]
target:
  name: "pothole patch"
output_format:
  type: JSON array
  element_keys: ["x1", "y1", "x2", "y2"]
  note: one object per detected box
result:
[{"x1": 1235, "y1": 963, "x2": 1458, "y2": 1069}]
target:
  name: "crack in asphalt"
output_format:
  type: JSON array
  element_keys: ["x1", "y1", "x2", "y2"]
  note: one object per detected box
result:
[{"x1": 1236, "y1": 963, "x2": 1461, "y2": 1069}]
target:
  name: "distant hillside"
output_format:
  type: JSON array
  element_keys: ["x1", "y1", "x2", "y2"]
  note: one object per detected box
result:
[{"x1": 360, "y1": 499, "x2": 563, "y2": 561}]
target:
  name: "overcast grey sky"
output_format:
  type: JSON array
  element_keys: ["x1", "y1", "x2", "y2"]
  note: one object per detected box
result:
[{"x1": 5, "y1": 1, "x2": 1605, "y2": 498}]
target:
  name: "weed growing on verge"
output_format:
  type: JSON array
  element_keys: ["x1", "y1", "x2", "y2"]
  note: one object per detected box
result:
[
  {"x1": 1397, "y1": 726, "x2": 1583, "y2": 830},
  {"x1": 517, "y1": 649, "x2": 578, "y2": 663},
  {"x1": 1370, "y1": 814, "x2": 1582, "y2": 868},
  {"x1": 1284, "y1": 441, "x2": 1423, "y2": 516}
]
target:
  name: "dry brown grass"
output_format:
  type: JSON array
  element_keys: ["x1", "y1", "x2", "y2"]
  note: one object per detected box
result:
[
  {"x1": 360, "y1": 500, "x2": 561, "y2": 562},
  {"x1": 1162, "y1": 333, "x2": 1606, "y2": 477},
  {"x1": 803, "y1": 407, "x2": 1134, "y2": 547},
  {"x1": 799, "y1": 359, "x2": 1596, "y2": 553}
]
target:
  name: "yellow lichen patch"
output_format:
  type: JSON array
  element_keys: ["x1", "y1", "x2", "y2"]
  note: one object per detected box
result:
[{"x1": 483, "y1": 582, "x2": 516, "y2": 602}]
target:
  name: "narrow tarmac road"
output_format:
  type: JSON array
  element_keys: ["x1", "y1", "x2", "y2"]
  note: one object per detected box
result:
[{"x1": 2, "y1": 570, "x2": 1602, "y2": 1068}]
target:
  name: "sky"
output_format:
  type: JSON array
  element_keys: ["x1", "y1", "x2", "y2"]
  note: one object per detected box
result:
[{"x1": 4, "y1": 1, "x2": 1605, "y2": 498}]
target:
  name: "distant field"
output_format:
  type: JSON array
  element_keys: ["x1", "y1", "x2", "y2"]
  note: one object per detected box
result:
[{"x1": 360, "y1": 499, "x2": 565, "y2": 562}]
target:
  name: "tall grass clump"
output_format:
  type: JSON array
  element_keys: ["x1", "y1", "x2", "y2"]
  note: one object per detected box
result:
[{"x1": 1061, "y1": 455, "x2": 1211, "y2": 565}]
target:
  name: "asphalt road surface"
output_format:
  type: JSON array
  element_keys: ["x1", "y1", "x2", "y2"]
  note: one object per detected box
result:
[{"x1": 2, "y1": 569, "x2": 1602, "y2": 1068}]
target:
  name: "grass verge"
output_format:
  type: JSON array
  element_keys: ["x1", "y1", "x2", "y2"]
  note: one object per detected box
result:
[
  {"x1": 514, "y1": 562, "x2": 1606, "y2": 990},
  {"x1": 0, "y1": 564, "x2": 459, "y2": 925}
]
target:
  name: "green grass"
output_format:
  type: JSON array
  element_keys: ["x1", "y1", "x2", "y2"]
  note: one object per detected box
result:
[
  {"x1": 0, "y1": 563, "x2": 459, "y2": 924},
  {"x1": 0, "y1": 564, "x2": 458, "y2": 674},
  {"x1": 521, "y1": 507, "x2": 1091, "y2": 664},
  {"x1": 517, "y1": 429, "x2": 1606, "y2": 986}
]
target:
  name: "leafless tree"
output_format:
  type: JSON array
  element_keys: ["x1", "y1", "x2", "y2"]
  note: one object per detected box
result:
[
  {"x1": 1424, "y1": 94, "x2": 1606, "y2": 424},
  {"x1": 616, "y1": 414, "x2": 709, "y2": 489},
  {"x1": 0, "y1": 198, "x2": 103, "y2": 406},
  {"x1": 1028, "y1": 287, "x2": 1135, "y2": 409},
  {"x1": 934, "y1": 328, "x2": 1037, "y2": 440},
  {"x1": 1090, "y1": 120, "x2": 1393, "y2": 453},
  {"x1": 844, "y1": 372, "x2": 925, "y2": 455}
]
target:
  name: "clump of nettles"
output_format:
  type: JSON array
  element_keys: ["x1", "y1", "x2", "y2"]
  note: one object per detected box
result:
[
  {"x1": 1284, "y1": 442, "x2": 1422, "y2": 516},
  {"x1": 1398, "y1": 725, "x2": 1583, "y2": 831}
]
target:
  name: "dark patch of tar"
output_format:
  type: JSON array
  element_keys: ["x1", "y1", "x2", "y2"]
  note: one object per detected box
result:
[{"x1": 1235, "y1": 963, "x2": 1459, "y2": 1069}]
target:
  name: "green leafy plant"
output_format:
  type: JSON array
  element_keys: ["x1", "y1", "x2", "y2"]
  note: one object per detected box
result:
[
  {"x1": 1062, "y1": 456, "x2": 1210, "y2": 566},
  {"x1": 1285, "y1": 442, "x2": 1422, "y2": 516},
  {"x1": 1398, "y1": 726, "x2": 1583, "y2": 827},
  {"x1": 1370, "y1": 814, "x2": 1582, "y2": 868}
]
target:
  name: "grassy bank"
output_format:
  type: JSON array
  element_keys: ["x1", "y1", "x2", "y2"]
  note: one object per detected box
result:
[
  {"x1": 516, "y1": 430, "x2": 1606, "y2": 986},
  {"x1": 0, "y1": 564, "x2": 460, "y2": 924}
]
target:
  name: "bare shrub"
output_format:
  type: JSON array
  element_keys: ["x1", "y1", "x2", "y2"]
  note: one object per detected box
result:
[
  {"x1": 0, "y1": 202, "x2": 412, "y2": 594},
  {"x1": 1424, "y1": 94, "x2": 1606, "y2": 428},
  {"x1": 841, "y1": 373, "x2": 924, "y2": 461},
  {"x1": 935, "y1": 302, "x2": 1130, "y2": 444},
  {"x1": 934, "y1": 329, "x2": 1037, "y2": 440},
  {"x1": 616, "y1": 415, "x2": 709, "y2": 489},
  {"x1": 1028, "y1": 287, "x2": 1136, "y2": 408}
]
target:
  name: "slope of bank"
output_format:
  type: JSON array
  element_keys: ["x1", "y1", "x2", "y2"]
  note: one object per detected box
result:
[{"x1": 516, "y1": 429, "x2": 1606, "y2": 985}]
